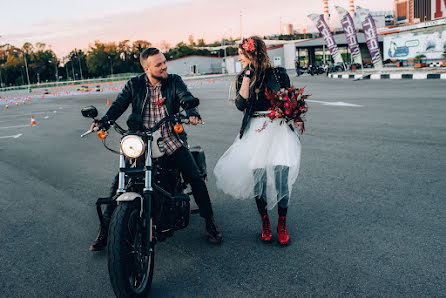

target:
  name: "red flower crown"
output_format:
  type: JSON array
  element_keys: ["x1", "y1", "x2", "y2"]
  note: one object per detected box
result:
[{"x1": 242, "y1": 38, "x2": 256, "y2": 52}]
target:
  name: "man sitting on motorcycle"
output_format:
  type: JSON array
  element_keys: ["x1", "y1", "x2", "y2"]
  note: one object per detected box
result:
[{"x1": 89, "y1": 47, "x2": 222, "y2": 250}]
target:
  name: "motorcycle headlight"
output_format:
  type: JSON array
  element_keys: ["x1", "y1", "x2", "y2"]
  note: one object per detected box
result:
[{"x1": 121, "y1": 135, "x2": 145, "y2": 158}]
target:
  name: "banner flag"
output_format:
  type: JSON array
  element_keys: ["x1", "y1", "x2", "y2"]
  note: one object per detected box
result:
[
  {"x1": 308, "y1": 14, "x2": 344, "y2": 64},
  {"x1": 357, "y1": 6, "x2": 383, "y2": 69},
  {"x1": 336, "y1": 6, "x2": 363, "y2": 65}
]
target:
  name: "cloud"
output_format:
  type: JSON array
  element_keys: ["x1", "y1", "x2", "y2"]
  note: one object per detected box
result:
[{"x1": 2, "y1": 0, "x2": 392, "y2": 57}]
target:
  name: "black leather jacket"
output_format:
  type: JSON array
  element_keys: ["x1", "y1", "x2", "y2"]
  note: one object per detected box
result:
[
  {"x1": 234, "y1": 67, "x2": 291, "y2": 138},
  {"x1": 102, "y1": 73, "x2": 200, "y2": 144}
]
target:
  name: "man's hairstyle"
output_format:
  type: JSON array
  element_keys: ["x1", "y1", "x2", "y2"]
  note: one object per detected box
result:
[{"x1": 140, "y1": 48, "x2": 160, "y2": 67}]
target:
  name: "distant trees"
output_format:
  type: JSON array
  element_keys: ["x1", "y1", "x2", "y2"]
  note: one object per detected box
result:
[{"x1": 0, "y1": 37, "x2": 238, "y2": 86}]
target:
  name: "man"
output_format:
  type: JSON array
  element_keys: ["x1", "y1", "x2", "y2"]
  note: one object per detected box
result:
[{"x1": 89, "y1": 48, "x2": 222, "y2": 250}]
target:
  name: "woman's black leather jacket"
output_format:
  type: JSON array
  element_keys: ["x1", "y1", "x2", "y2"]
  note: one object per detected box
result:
[{"x1": 234, "y1": 67, "x2": 291, "y2": 138}]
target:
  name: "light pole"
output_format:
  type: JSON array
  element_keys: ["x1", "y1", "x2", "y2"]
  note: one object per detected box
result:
[
  {"x1": 14, "y1": 49, "x2": 31, "y2": 89},
  {"x1": 108, "y1": 56, "x2": 113, "y2": 77},
  {"x1": 49, "y1": 59, "x2": 59, "y2": 82},
  {"x1": 77, "y1": 53, "x2": 83, "y2": 80},
  {"x1": 71, "y1": 58, "x2": 75, "y2": 80}
]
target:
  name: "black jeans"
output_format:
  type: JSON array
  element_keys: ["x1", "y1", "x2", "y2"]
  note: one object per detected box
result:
[{"x1": 103, "y1": 146, "x2": 213, "y2": 225}]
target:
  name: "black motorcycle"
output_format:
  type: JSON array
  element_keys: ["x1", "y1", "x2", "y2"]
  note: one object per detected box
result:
[{"x1": 81, "y1": 102, "x2": 206, "y2": 297}]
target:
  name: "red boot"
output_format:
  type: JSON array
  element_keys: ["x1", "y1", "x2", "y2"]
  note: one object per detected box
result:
[
  {"x1": 261, "y1": 215, "x2": 272, "y2": 242},
  {"x1": 277, "y1": 216, "x2": 290, "y2": 245}
]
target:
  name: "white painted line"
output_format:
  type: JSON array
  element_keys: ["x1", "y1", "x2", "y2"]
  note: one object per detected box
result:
[
  {"x1": 371, "y1": 74, "x2": 380, "y2": 80},
  {"x1": 0, "y1": 133, "x2": 23, "y2": 139},
  {"x1": 307, "y1": 100, "x2": 362, "y2": 107},
  {"x1": 441, "y1": 74, "x2": 446, "y2": 79},
  {"x1": 354, "y1": 75, "x2": 362, "y2": 79},
  {"x1": 342, "y1": 74, "x2": 349, "y2": 79},
  {"x1": 390, "y1": 73, "x2": 402, "y2": 79},
  {"x1": 413, "y1": 73, "x2": 427, "y2": 79},
  {"x1": 0, "y1": 125, "x2": 29, "y2": 129}
]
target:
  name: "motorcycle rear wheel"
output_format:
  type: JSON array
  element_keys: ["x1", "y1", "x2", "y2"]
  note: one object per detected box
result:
[{"x1": 108, "y1": 201, "x2": 154, "y2": 297}]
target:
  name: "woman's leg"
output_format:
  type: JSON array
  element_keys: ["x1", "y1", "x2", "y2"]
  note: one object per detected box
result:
[
  {"x1": 253, "y1": 168, "x2": 267, "y2": 215},
  {"x1": 274, "y1": 165, "x2": 290, "y2": 244},
  {"x1": 253, "y1": 168, "x2": 271, "y2": 242}
]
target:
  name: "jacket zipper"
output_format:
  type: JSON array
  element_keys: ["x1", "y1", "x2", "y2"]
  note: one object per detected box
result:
[{"x1": 141, "y1": 85, "x2": 149, "y2": 117}]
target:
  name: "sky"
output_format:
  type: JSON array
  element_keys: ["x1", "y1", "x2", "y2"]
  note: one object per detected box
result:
[{"x1": 1, "y1": 0, "x2": 393, "y2": 57}]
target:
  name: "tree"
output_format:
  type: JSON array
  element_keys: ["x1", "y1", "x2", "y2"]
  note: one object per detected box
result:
[
  {"x1": 159, "y1": 40, "x2": 171, "y2": 53},
  {"x1": 188, "y1": 35, "x2": 195, "y2": 47}
]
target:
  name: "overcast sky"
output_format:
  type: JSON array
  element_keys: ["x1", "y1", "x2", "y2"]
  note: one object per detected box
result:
[{"x1": 1, "y1": 0, "x2": 393, "y2": 57}]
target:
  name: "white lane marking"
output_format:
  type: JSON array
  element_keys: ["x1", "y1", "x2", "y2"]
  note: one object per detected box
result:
[
  {"x1": 0, "y1": 125, "x2": 29, "y2": 129},
  {"x1": 0, "y1": 133, "x2": 23, "y2": 139},
  {"x1": 0, "y1": 110, "x2": 58, "y2": 119},
  {"x1": 307, "y1": 100, "x2": 362, "y2": 107}
]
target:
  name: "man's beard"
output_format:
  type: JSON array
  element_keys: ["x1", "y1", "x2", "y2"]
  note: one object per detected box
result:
[{"x1": 152, "y1": 72, "x2": 168, "y2": 81}]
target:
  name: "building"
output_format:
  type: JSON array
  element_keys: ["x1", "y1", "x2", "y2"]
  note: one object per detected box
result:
[
  {"x1": 166, "y1": 55, "x2": 224, "y2": 75},
  {"x1": 394, "y1": 0, "x2": 446, "y2": 24},
  {"x1": 293, "y1": 33, "x2": 384, "y2": 67},
  {"x1": 380, "y1": 17, "x2": 446, "y2": 62}
]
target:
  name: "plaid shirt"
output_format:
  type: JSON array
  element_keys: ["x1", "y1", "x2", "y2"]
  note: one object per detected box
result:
[{"x1": 143, "y1": 82, "x2": 183, "y2": 156}]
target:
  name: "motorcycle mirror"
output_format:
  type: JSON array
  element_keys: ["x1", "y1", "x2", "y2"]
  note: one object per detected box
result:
[
  {"x1": 181, "y1": 97, "x2": 199, "y2": 110},
  {"x1": 81, "y1": 106, "x2": 98, "y2": 118},
  {"x1": 127, "y1": 113, "x2": 143, "y2": 131}
]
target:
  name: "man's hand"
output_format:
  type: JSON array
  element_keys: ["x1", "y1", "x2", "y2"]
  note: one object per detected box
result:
[
  {"x1": 189, "y1": 116, "x2": 202, "y2": 125},
  {"x1": 90, "y1": 121, "x2": 99, "y2": 131}
]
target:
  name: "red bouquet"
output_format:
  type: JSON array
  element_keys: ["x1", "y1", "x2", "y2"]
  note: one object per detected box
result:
[{"x1": 265, "y1": 86, "x2": 310, "y2": 131}]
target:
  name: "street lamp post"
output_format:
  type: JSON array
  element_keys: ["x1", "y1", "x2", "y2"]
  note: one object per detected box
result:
[
  {"x1": 71, "y1": 59, "x2": 75, "y2": 80},
  {"x1": 50, "y1": 59, "x2": 59, "y2": 82},
  {"x1": 14, "y1": 49, "x2": 31, "y2": 91},
  {"x1": 108, "y1": 56, "x2": 113, "y2": 77},
  {"x1": 23, "y1": 52, "x2": 31, "y2": 86},
  {"x1": 77, "y1": 54, "x2": 83, "y2": 80},
  {"x1": 20, "y1": 67, "x2": 25, "y2": 85}
]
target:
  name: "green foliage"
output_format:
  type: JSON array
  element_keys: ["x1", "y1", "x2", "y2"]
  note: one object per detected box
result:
[
  {"x1": 414, "y1": 54, "x2": 426, "y2": 63},
  {"x1": 0, "y1": 37, "x2": 238, "y2": 86}
]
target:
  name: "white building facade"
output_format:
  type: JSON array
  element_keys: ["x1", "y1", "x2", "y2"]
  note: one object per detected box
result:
[{"x1": 166, "y1": 55, "x2": 224, "y2": 75}]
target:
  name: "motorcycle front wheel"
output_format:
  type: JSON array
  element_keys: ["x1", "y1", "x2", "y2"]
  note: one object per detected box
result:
[{"x1": 107, "y1": 201, "x2": 154, "y2": 297}]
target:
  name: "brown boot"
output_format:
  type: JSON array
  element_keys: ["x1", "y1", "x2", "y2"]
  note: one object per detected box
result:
[
  {"x1": 89, "y1": 226, "x2": 108, "y2": 251},
  {"x1": 205, "y1": 217, "x2": 222, "y2": 244}
]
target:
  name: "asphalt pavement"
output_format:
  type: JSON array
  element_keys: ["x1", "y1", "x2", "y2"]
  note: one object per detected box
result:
[{"x1": 0, "y1": 73, "x2": 445, "y2": 297}]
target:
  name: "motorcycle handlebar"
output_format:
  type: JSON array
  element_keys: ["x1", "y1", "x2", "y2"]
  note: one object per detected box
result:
[{"x1": 82, "y1": 113, "x2": 194, "y2": 138}]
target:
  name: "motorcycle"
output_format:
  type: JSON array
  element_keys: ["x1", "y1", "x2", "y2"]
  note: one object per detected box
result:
[{"x1": 81, "y1": 101, "x2": 206, "y2": 297}]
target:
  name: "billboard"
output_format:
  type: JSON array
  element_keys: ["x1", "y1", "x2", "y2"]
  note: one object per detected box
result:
[
  {"x1": 384, "y1": 27, "x2": 446, "y2": 60},
  {"x1": 433, "y1": 0, "x2": 446, "y2": 19}
]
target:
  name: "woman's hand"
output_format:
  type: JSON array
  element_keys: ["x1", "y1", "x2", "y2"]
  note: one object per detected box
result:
[
  {"x1": 294, "y1": 122, "x2": 304, "y2": 134},
  {"x1": 243, "y1": 64, "x2": 254, "y2": 78}
]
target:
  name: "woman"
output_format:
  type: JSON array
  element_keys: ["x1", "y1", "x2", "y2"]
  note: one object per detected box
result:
[{"x1": 214, "y1": 36, "x2": 303, "y2": 245}]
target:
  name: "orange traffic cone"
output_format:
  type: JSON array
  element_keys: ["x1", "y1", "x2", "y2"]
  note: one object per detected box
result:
[
  {"x1": 30, "y1": 116, "x2": 36, "y2": 127},
  {"x1": 5, "y1": 104, "x2": 8, "y2": 109},
  {"x1": 107, "y1": 98, "x2": 111, "y2": 106}
]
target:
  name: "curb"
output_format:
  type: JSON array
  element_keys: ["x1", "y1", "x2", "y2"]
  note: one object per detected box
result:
[{"x1": 329, "y1": 73, "x2": 446, "y2": 80}]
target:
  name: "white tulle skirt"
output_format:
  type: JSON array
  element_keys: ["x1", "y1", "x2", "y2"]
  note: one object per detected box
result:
[{"x1": 214, "y1": 116, "x2": 301, "y2": 209}]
